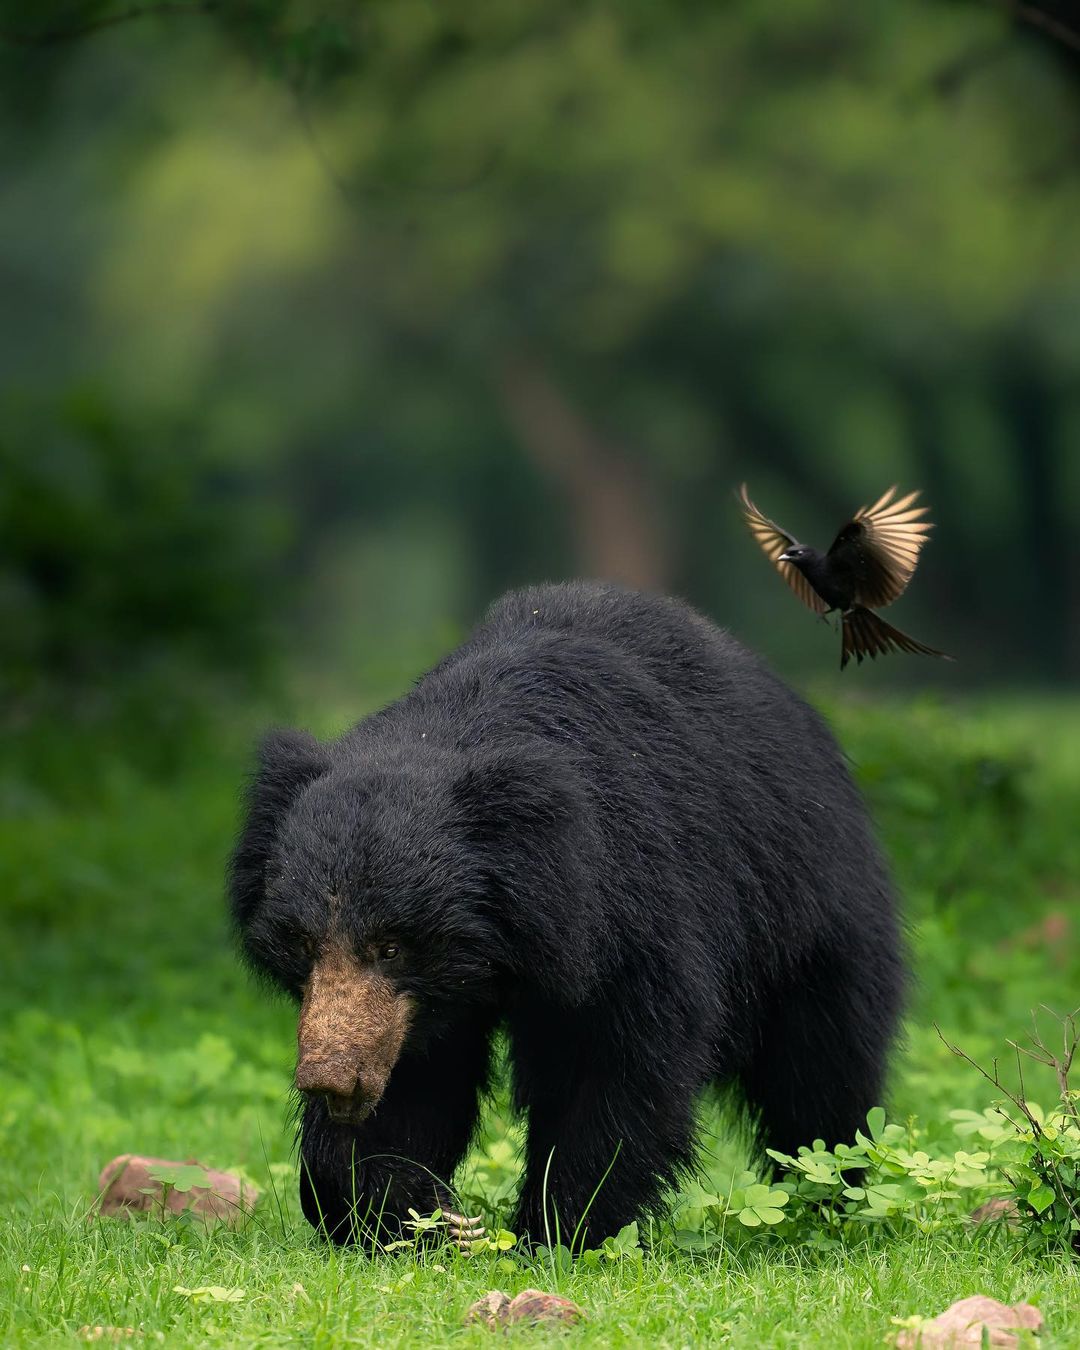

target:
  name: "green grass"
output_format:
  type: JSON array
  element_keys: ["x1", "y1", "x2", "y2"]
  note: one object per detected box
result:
[{"x1": 2, "y1": 689, "x2": 1079, "y2": 1346}]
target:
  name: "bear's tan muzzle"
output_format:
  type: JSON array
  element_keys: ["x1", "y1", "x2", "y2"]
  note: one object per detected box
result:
[{"x1": 296, "y1": 946, "x2": 412, "y2": 1124}]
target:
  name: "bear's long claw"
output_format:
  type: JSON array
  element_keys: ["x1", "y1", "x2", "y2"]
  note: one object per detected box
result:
[{"x1": 441, "y1": 1207, "x2": 486, "y2": 1250}]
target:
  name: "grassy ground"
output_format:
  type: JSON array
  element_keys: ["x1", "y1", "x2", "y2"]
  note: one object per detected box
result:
[{"x1": 1, "y1": 687, "x2": 1078, "y2": 1346}]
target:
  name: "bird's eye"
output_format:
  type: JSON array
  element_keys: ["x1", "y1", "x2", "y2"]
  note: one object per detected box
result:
[{"x1": 379, "y1": 943, "x2": 400, "y2": 962}]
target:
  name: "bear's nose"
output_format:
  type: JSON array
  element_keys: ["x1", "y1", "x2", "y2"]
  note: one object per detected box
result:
[{"x1": 295, "y1": 1055, "x2": 359, "y2": 1100}]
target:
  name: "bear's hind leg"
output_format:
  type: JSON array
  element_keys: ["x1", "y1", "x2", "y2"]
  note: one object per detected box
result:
[{"x1": 738, "y1": 939, "x2": 904, "y2": 1159}]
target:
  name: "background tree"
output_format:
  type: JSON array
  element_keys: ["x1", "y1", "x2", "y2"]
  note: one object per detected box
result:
[{"x1": 2, "y1": 0, "x2": 1079, "y2": 705}]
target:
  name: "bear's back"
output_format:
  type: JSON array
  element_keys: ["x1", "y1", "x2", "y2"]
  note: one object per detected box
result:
[
  {"x1": 368, "y1": 581, "x2": 840, "y2": 781},
  {"x1": 481, "y1": 580, "x2": 742, "y2": 690},
  {"x1": 474, "y1": 581, "x2": 823, "y2": 746}
]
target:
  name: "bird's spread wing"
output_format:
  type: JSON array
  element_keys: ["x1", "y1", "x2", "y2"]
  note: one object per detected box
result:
[
  {"x1": 826, "y1": 486, "x2": 933, "y2": 609},
  {"x1": 739, "y1": 483, "x2": 828, "y2": 615}
]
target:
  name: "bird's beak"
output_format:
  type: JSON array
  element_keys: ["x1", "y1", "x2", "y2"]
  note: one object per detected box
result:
[{"x1": 778, "y1": 551, "x2": 794, "y2": 562}]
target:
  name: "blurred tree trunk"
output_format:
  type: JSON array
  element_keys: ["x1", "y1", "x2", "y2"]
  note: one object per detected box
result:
[
  {"x1": 498, "y1": 355, "x2": 669, "y2": 591},
  {"x1": 995, "y1": 359, "x2": 1073, "y2": 679},
  {"x1": 893, "y1": 374, "x2": 982, "y2": 648},
  {"x1": 896, "y1": 364, "x2": 1075, "y2": 680}
]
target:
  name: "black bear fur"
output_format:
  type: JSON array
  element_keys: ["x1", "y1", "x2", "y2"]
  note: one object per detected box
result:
[{"x1": 229, "y1": 581, "x2": 905, "y2": 1245}]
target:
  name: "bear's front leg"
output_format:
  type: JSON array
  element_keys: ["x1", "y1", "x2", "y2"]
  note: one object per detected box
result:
[
  {"x1": 298, "y1": 1024, "x2": 492, "y2": 1246},
  {"x1": 511, "y1": 1037, "x2": 701, "y2": 1248}
]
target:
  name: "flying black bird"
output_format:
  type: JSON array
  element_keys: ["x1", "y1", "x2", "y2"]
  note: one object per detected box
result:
[{"x1": 739, "y1": 483, "x2": 952, "y2": 670}]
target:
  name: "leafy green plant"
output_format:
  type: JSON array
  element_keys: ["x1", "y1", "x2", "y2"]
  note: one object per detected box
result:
[
  {"x1": 146, "y1": 1164, "x2": 214, "y2": 1195},
  {"x1": 666, "y1": 1011, "x2": 1080, "y2": 1259},
  {"x1": 173, "y1": 1285, "x2": 245, "y2": 1304},
  {"x1": 380, "y1": 1208, "x2": 447, "y2": 1252},
  {"x1": 727, "y1": 1183, "x2": 790, "y2": 1228},
  {"x1": 579, "y1": 1222, "x2": 644, "y2": 1267},
  {"x1": 141, "y1": 1163, "x2": 215, "y2": 1223},
  {"x1": 672, "y1": 1107, "x2": 1002, "y2": 1253},
  {"x1": 941, "y1": 1009, "x2": 1080, "y2": 1253},
  {"x1": 534, "y1": 1222, "x2": 643, "y2": 1275}
]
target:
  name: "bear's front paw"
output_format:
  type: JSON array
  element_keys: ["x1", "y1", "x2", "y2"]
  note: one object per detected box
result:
[{"x1": 440, "y1": 1207, "x2": 486, "y2": 1250}]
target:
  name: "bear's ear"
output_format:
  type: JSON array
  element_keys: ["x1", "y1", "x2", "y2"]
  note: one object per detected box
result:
[
  {"x1": 452, "y1": 743, "x2": 607, "y2": 1006},
  {"x1": 229, "y1": 728, "x2": 328, "y2": 931}
]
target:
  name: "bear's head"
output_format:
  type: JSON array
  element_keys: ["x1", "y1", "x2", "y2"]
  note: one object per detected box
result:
[{"x1": 229, "y1": 727, "x2": 604, "y2": 1123}]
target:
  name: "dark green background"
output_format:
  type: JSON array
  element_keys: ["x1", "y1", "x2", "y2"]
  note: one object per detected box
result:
[{"x1": 2, "y1": 0, "x2": 1079, "y2": 713}]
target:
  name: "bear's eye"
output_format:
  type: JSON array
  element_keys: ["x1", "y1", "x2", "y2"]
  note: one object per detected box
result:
[
  {"x1": 280, "y1": 925, "x2": 315, "y2": 961},
  {"x1": 378, "y1": 943, "x2": 400, "y2": 962}
]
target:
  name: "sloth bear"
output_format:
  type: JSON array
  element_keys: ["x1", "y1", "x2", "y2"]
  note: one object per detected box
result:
[{"x1": 229, "y1": 581, "x2": 904, "y2": 1245}]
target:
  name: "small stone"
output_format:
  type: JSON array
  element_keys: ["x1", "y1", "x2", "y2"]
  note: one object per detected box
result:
[
  {"x1": 507, "y1": 1289, "x2": 585, "y2": 1327},
  {"x1": 463, "y1": 1290, "x2": 511, "y2": 1328},
  {"x1": 96, "y1": 1155, "x2": 258, "y2": 1224},
  {"x1": 969, "y1": 1197, "x2": 1019, "y2": 1227},
  {"x1": 894, "y1": 1295, "x2": 1043, "y2": 1347}
]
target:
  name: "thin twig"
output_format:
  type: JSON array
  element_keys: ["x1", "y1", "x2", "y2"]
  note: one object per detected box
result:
[
  {"x1": 941, "y1": 1013, "x2": 1080, "y2": 1240},
  {"x1": 1014, "y1": 1041, "x2": 1027, "y2": 1113},
  {"x1": 935, "y1": 1024, "x2": 1041, "y2": 1136}
]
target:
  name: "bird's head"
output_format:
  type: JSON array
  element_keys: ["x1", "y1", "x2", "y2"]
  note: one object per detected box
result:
[{"x1": 778, "y1": 547, "x2": 808, "y2": 564}]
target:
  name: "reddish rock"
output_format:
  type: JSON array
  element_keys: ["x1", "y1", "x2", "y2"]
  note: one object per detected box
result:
[
  {"x1": 463, "y1": 1291, "x2": 512, "y2": 1328},
  {"x1": 463, "y1": 1287, "x2": 585, "y2": 1329},
  {"x1": 894, "y1": 1294, "x2": 1043, "y2": 1347},
  {"x1": 96, "y1": 1155, "x2": 258, "y2": 1224},
  {"x1": 507, "y1": 1289, "x2": 585, "y2": 1327},
  {"x1": 969, "y1": 1197, "x2": 1020, "y2": 1227}
]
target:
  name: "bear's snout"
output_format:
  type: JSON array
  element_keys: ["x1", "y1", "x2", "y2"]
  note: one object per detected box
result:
[
  {"x1": 296, "y1": 946, "x2": 413, "y2": 1124},
  {"x1": 294, "y1": 1053, "x2": 359, "y2": 1099}
]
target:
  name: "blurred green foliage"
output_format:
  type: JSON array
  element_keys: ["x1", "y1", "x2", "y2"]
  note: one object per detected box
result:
[
  {"x1": 0, "y1": 388, "x2": 287, "y2": 701},
  {"x1": 1, "y1": 0, "x2": 1079, "y2": 706}
]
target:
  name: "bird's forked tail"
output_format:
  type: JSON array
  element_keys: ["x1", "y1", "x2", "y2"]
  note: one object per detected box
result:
[{"x1": 840, "y1": 605, "x2": 952, "y2": 671}]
